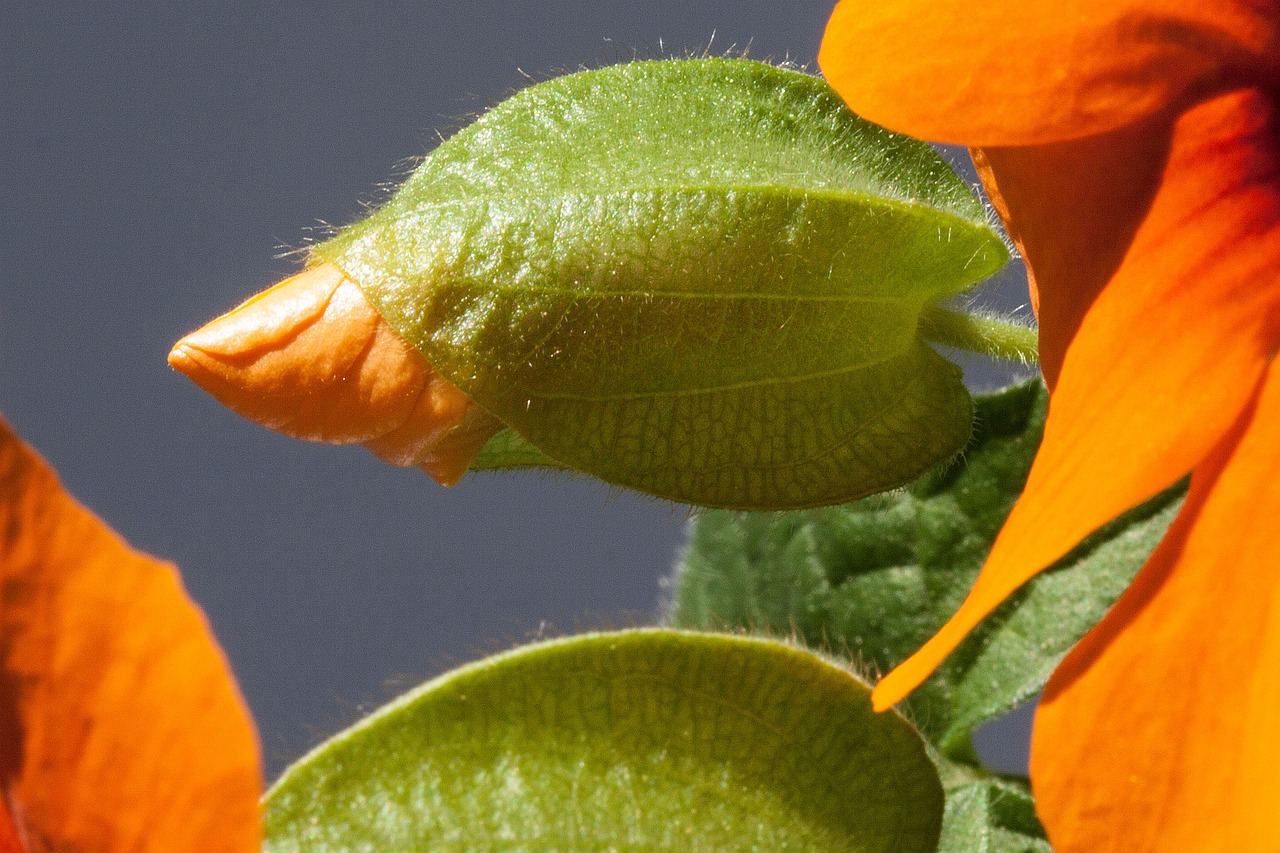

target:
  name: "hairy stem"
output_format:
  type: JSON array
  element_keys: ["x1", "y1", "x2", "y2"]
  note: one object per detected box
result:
[{"x1": 919, "y1": 304, "x2": 1039, "y2": 365}]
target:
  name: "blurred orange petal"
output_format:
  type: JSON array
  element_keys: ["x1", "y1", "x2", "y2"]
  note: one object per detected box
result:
[
  {"x1": 819, "y1": 0, "x2": 1278, "y2": 146},
  {"x1": 1031, "y1": 355, "x2": 1280, "y2": 851},
  {"x1": 874, "y1": 87, "x2": 1280, "y2": 710},
  {"x1": 0, "y1": 417, "x2": 261, "y2": 851},
  {"x1": 0, "y1": 804, "x2": 21, "y2": 853}
]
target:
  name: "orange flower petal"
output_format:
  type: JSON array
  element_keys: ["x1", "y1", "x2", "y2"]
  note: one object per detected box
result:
[
  {"x1": 0, "y1": 803, "x2": 21, "y2": 853},
  {"x1": 169, "y1": 263, "x2": 428, "y2": 443},
  {"x1": 0, "y1": 417, "x2": 261, "y2": 851},
  {"x1": 967, "y1": 116, "x2": 1172, "y2": 388},
  {"x1": 362, "y1": 380, "x2": 503, "y2": 487},
  {"x1": 1031, "y1": 355, "x2": 1280, "y2": 851},
  {"x1": 873, "y1": 87, "x2": 1280, "y2": 710},
  {"x1": 169, "y1": 262, "x2": 502, "y2": 486},
  {"x1": 819, "y1": 0, "x2": 1278, "y2": 146}
]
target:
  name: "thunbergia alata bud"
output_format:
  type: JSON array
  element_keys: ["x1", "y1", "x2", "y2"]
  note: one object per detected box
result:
[
  {"x1": 171, "y1": 59, "x2": 1023, "y2": 509},
  {"x1": 168, "y1": 263, "x2": 502, "y2": 485}
]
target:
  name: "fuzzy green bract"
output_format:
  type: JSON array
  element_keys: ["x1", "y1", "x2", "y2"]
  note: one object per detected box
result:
[
  {"x1": 263, "y1": 630, "x2": 944, "y2": 851},
  {"x1": 313, "y1": 57, "x2": 1008, "y2": 508}
]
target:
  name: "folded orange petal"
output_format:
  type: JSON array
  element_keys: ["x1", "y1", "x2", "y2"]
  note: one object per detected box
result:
[
  {"x1": 0, "y1": 416, "x2": 261, "y2": 851},
  {"x1": 819, "y1": 0, "x2": 1278, "y2": 146},
  {"x1": 873, "y1": 87, "x2": 1280, "y2": 710},
  {"x1": 1030, "y1": 355, "x2": 1280, "y2": 851},
  {"x1": 169, "y1": 263, "x2": 502, "y2": 486},
  {"x1": 967, "y1": 112, "x2": 1173, "y2": 387}
]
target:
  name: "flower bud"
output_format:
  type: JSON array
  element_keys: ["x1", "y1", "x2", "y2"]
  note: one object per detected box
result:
[
  {"x1": 168, "y1": 262, "x2": 502, "y2": 485},
  {"x1": 171, "y1": 59, "x2": 1016, "y2": 508}
]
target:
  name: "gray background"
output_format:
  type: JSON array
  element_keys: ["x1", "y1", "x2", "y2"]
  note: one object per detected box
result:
[{"x1": 2, "y1": 2, "x2": 1033, "y2": 779}]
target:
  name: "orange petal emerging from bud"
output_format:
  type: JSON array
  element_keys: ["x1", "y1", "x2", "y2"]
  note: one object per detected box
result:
[{"x1": 169, "y1": 263, "x2": 502, "y2": 486}]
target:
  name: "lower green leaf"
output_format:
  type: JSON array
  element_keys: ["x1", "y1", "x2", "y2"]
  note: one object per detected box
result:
[{"x1": 264, "y1": 629, "x2": 944, "y2": 851}]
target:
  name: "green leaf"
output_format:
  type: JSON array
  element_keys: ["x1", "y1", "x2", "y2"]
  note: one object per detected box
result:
[
  {"x1": 264, "y1": 629, "x2": 944, "y2": 852},
  {"x1": 938, "y1": 776, "x2": 1050, "y2": 853},
  {"x1": 933, "y1": 759, "x2": 1049, "y2": 850},
  {"x1": 313, "y1": 58, "x2": 1009, "y2": 509},
  {"x1": 669, "y1": 378, "x2": 1184, "y2": 755},
  {"x1": 940, "y1": 490, "x2": 1182, "y2": 751},
  {"x1": 469, "y1": 426, "x2": 566, "y2": 471}
]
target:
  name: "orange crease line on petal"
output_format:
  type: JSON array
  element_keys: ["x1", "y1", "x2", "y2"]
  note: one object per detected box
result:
[{"x1": 0, "y1": 797, "x2": 24, "y2": 853}]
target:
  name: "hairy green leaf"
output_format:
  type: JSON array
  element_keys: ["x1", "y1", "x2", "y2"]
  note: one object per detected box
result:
[
  {"x1": 468, "y1": 426, "x2": 562, "y2": 471},
  {"x1": 264, "y1": 630, "x2": 944, "y2": 851},
  {"x1": 938, "y1": 775, "x2": 1050, "y2": 853},
  {"x1": 314, "y1": 58, "x2": 1008, "y2": 508},
  {"x1": 669, "y1": 379, "x2": 1184, "y2": 755}
]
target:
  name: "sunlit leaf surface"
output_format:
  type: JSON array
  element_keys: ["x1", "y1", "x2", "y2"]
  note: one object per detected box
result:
[
  {"x1": 265, "y1": 630, "x2": 943, "y2": 851},
  {"x1": 315, "y1": 58, "x2": 1008, "y2": 508}
]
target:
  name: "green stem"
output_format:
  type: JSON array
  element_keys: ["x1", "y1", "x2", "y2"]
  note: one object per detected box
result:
[{"x1": 919, "y1": 304, "x2": 1039, "y2": 365}]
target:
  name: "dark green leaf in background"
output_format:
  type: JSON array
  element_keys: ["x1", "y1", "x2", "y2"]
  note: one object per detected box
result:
[
  {"x1": 940, "y1": 491, "x2": 1182, "y2": 750},
  {"x1": 264, "y1": 630, "x2": 944, "y2": 852},
  {"x1": 936, "y1": 772, "x2": 1050, "y2": 853},
  {"x1": 669, "y1": 378, "x2": 1184, "y2": 757},
  {"x1": 314, "y1": 58, "x2": 1010, "y2": 509}
]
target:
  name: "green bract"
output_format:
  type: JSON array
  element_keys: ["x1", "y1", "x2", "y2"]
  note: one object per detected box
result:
[
  {"x1": 264, "y1": 630, "x2": 944, "y2": 851},
  {"x1": 314, "y1": 58, "x2": 1009, "y2": 508}
]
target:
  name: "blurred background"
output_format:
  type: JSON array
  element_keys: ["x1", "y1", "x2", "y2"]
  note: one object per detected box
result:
[{"x1": 1, "y1": 2, "x2": 1033, "y2": 778}]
